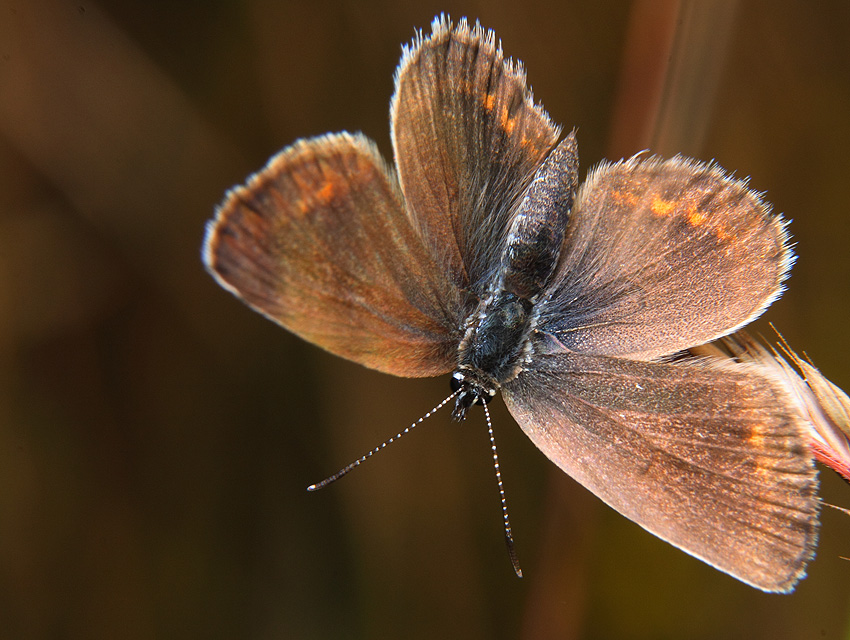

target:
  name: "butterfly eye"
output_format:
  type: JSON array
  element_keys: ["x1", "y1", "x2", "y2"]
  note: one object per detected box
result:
[{"x1": 450, "y1": 372, "x2": 465, "y2": 393}]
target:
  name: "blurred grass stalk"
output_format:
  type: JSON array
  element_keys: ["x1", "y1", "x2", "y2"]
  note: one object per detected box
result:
[{"x1": 697, "y1": 329, "x2": 850, "y2": 485}]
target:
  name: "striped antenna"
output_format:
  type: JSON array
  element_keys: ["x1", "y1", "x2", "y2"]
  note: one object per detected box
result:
[
  {"x1": 483, "y1": 401, "x2": 522, "y2": 578},
  {"x1": 307, "y1": 390, "x2": 460, "y2": 491}
]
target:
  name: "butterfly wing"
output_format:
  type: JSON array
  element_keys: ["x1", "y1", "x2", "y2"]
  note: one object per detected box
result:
[
  {"x1": 391, "y1": 16, "x2": 560, "y2": 292},
  {"x1": 538, "y1": 156, "x2": 791, "y2": 360},
  {"x1": 503, "y1": 351, "x2": 819, "y2": 592},
  {"x1": 204, "y1": 133, "x2": 461, "y2": 377}
]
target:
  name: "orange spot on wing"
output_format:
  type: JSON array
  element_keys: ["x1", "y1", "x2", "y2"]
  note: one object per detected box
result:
[
  {"x1": 610, "y1": 189, "x2": 638, "y2": 206},
  {"x1": 686, "y1": 206, "x2": 708, "y2": 226},
  {"x1": 482, "y1": 94, "x2": 496, "y2": 111},
  {"x1": 292, "y1": 173, "x2": 341, "y2": 216},
  {"x1": 499, "y1": 107, "x2": 517, "y2": 134},
  {"x1": 747, "y1": 424, "x2": 765, "y2": 447},
  {"x1": 317, "y1": 181, "x2": 335, "y2": 203},
  {"x1": 716, "y1": 225, "x2": 732, "y2": 241},
  {"x1": 746, "y1": 424, "x2": 776, "y2": 479},
  {"x1": 290, "y1": 172, "x2": 316, "y2": 215},
  {"x1": 650, "y1": 197, "x2": 675, "y2": 217}
]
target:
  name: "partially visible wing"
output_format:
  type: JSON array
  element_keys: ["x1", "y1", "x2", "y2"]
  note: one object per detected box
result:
[
  {"x1": 204, "y1": 132, "x2": 462, "y2": 377},
  {"x1": 537, "y1": 156, "x2": 792, "y2": 360},
  {"x1": 391, "y1": 16, "x2": 560, "y2": 292},
  {"x1": 503, "y1": 351, "x2": 819, "y2": 592}
]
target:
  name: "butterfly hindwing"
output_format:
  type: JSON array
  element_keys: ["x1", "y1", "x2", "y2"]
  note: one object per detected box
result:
[{"x1": 503, "y1": 350, "x2": 818, "y2": 592}]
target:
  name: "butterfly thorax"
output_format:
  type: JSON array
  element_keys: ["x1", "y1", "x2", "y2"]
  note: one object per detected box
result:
[{"x1": 452, "y1": 289, "x2": 536, "y2": 420}]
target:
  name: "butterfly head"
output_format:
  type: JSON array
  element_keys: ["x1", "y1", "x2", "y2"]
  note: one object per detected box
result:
[{"x1": 450, "y1": 369, "x2": 497, "y2": 421}]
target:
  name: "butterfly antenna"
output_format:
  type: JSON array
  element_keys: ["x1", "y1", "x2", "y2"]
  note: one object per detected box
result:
[
  {"x1": 483, "y1": 401, "x2": 522, "y2": 578},
  {"x1": 307, "y1": 390, "x2": 460, "y2": 491}
]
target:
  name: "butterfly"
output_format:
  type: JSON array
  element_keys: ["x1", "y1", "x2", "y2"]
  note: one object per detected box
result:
[{"x1": 203, "y1": 16, "x2": 818, "y2": 592}]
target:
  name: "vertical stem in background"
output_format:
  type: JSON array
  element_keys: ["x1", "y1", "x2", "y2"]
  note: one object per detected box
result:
[
  {"x1": 608, "y1": 0, "x2": 739, "y2": 160},
  {"x1": 606, "y1": 0, "x2": 681, "y2": 160},
  {"x1": 647, "y1": 1, "x2": 739, "y2": 158}
]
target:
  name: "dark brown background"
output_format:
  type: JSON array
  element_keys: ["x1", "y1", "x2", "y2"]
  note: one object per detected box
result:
[{"x1": 1, "y1": 1, "x2": 849, "y2": 638}]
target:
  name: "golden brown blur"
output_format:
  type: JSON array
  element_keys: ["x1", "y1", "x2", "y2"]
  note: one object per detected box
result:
[{"x1": 2, "y1": 1, "x2": 849, "y2": 638}]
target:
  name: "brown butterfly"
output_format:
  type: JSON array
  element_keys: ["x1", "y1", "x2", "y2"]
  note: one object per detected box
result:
[{"x1": 204, "y1": 16, "x2": 818, "y2": 592}]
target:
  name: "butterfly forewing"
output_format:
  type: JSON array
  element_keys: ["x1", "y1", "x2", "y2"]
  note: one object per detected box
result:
[
  {"x1": 204, "y1": 133, "x2": 461, "y2": 377},
  {"x1": 538, "y1": 157, "x2": 792, "y2": 360},
  {"x1": 503, "y1": 351, "x2": 818, "y2": 592},
  {"x1": 391, "y1": 16, "x2": 560, "y2": 292}
]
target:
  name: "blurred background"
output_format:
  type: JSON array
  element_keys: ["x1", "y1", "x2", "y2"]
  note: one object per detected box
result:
[{"x1": 1, "y1": 1, "x2": 849, "y2": 638}]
